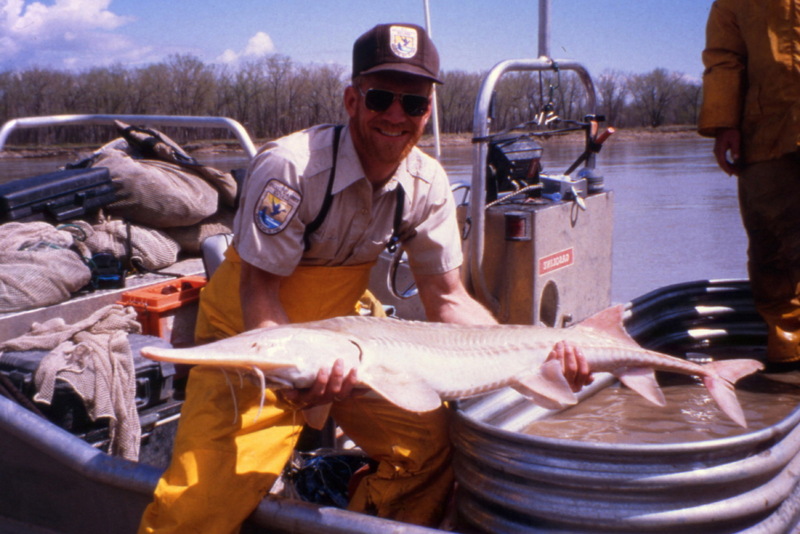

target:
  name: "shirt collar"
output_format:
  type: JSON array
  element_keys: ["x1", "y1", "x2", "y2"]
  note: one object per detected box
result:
[{"x1": 333, "y1": 124, "x2": 425, "y2": 196}]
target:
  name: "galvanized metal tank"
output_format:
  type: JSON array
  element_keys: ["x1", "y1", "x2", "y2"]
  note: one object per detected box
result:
[{"x1": 453, "y1": 280, "x2": 800, "y2": 533}]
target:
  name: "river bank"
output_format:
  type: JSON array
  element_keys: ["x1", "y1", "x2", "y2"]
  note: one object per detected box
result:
[
  {"x1": 418, "y1": 125, "x2": 700, "y2": 148},
  {"x1": 0, "y1": 125, "x2": 702, "y2": 160}
]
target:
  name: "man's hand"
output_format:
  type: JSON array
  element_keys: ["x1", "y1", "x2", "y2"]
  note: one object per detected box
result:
[
  {"x1": 713, "y1": 128, "x2": 741, "y2": 175},
  {"x1": 546, "y1": 341, "x2": 593, "y2": 392},
  {"x1": 281, "y1": 358, "x2": 360, "y2": 408}
]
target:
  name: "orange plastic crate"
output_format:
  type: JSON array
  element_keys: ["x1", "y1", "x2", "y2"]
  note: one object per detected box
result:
[{"x1": 118, "y1": 275, "x2": 207, "y2": 346}]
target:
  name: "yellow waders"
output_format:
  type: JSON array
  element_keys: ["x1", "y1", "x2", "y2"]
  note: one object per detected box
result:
[
  {"x1": 138, "y1": 246, "x2": 453, "y2": 533},
  {"x1": 757, "y1": 301, "x2": 800, "y2": 362},
  {"x1": 738, "y1": 154, "x2": 800, "y2": 363}
]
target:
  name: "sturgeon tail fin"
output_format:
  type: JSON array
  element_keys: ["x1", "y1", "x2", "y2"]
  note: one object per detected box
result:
[{"x1": 702, "y1": 359, "x2": 764, "y2": 428}]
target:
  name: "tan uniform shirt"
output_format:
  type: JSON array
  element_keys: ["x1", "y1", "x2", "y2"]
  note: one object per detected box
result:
[
  {"x1": 233, "y1": 124, "x2": 463, "y2": 277},
  {"x1": 698, "y1": 0, "x2": 800, "y2": 163}
]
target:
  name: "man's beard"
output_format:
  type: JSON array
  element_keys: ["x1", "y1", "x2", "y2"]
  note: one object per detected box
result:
[{"x1": 351, "y1": 117, "x2": 423, "y2": 168}]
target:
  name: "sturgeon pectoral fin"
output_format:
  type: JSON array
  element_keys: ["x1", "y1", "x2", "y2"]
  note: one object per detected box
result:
[
  {"x1": 614, "y1": 367, "x2": 667, "y2": 406},
  {"x1": 512, "y1": 359, "x2": 578, "y2": 409},
  {"x1": 360, "y1": 369, "x2": 443, "y2": 412}
]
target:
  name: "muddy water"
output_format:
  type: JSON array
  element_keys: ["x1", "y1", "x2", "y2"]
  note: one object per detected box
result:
[
  {"x1": 523, "y1": 345, "x2": 800, "y2": 444},
  {"x1": 524, "y1": 374, "x2": 800, "y2": 444}
]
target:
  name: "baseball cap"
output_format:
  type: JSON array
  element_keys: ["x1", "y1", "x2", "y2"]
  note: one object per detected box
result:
[{"x1": 352, "y1": 23, "x2": 442, "y2": 84}]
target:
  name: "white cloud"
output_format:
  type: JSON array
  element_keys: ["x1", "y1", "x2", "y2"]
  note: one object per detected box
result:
[
  {"x1": 7, "y1": 0, "x2": 129, "y2": 35},
  {"x1": 218, "y1": 49, "x2": 240, "y2": 65},
  {"x1": 0, "y1": 0, "x2": 149, "y2": 70},
  {"x1": 243, "y1": 32, "x2": 275, "y2": 57},
  {"x1": 0, "y1": 2, "x2": 278, "y2": 71},
  {"x1": 217, "y1": 31, "x2": 276, "y2": 64}
]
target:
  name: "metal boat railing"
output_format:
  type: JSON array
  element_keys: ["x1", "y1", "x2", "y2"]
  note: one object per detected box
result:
[
  {"x1": 468, "y1": 58, "x2": 597, "y2": 314},
  {"x1": 0, "y1": 114, "x2": 258, "y2": 159},
  {"x1": 0, "y1": 391, "x2": 445, "y2": 533}
]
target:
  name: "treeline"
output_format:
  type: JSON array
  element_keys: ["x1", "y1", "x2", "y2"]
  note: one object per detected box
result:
[{"x1": 0, "y1": 54, "x2": 702, "y2": 146}]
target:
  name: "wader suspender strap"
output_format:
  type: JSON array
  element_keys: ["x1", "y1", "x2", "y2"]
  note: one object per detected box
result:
[
  {"x1": 303, "y1": 124, "x2": 406, "y2": 253},
  {"x1": 386, "y1": 185, "x2": 405, "y2": 253},
  {"x1": 303, "y1": 125, "x2": 343, "y2": 252}
]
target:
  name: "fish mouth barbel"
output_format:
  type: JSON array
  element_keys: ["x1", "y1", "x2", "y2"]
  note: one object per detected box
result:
[{"x1": 141, "y1": 305, "x2": 764, "y2": 428}]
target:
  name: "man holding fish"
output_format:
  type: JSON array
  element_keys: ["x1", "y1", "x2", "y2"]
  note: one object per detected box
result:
[{"x1": 138, "y1": 23, "x2": 591, "y2": 533}]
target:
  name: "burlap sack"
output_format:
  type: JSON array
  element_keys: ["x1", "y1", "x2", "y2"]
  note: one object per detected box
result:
[
  {"x1": 163, "y1": 206, "x2": 235, "y2": 254},
  {"x1": 0, "y1": 304, "x2": 142, "y2": 460},
  {"x1": 0, "y1": 222, "x2": 92, "y2": 313},
  {"x1": 72, "y1": 217, "x2": 180, "y2": 271},
  {"x1": 118, "y1": 122, "x2": 238, "y2": 208},
  {"x1": 95, "y1": 142, "x2": 220, "y2": 228}
]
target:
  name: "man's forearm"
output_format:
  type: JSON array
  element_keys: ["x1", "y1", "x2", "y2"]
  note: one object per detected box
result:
[
  {"x1": 415, "y1": 268, "x2": 497, "y2": 325},
  {"x1": 240, "y1": 260, "x2": 290, "y2": 330},
  {"x1": 427, "y1": 294, "x2": 497, "y2": 325}
]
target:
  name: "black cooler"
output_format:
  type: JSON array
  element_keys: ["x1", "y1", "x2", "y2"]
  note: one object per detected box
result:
[{"x1": 0, "y1": 334, "x2": 177, "y2": 452}]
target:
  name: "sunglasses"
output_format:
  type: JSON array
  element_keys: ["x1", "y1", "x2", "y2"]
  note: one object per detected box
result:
[{"x1": 358, "y1": 87, "x2": 431, "y2": 117}]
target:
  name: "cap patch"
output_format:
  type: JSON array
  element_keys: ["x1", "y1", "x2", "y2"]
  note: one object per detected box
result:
[
  {"x1": 255, "y1": 179, "x2": 301, "y2": 234},
  {"x1": 390, "y1": 26, "x2": 418, "y2": 59}
]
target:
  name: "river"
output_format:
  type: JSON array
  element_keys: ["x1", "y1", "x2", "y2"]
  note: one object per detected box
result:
[
  {"x1": 0, "y1": 134, "x2": 747, "y2": 305},
  {"x1": 434, "y1": 135, "x2": 749, "y2": 304}
]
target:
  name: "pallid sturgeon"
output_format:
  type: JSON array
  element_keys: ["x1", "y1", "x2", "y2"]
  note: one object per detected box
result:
[{"x1": 141, "y1": 305, "x2": 764, "y2": 428}]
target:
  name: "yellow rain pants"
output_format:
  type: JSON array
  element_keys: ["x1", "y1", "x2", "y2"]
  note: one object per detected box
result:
[{"x1": 138, "y1": 246, "x2": 453, "y2": 533}]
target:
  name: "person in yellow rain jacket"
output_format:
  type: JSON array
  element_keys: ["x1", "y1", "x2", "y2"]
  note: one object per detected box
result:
[
  {"x1": 139, "y1": 23, "x2": 592, "y2": 533},
  {"x1": 699, "y1": 0, "x2": 800, "y2": 368}
]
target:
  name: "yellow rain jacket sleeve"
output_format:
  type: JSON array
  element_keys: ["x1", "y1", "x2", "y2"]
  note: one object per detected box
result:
[{"x1": 698, "y1": 0, "x2": 800, "y2": 163}]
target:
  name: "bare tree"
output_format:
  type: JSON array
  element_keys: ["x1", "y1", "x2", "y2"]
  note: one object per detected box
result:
[
  {"x1": 129, "y1": 63, "x2": 172, "y2": 115},
  {"x1": 627, "y1": 68, "x2": 685, "y2": 127},
  {"x1": 556, "y1": 71, "x2": 589, "y2": 122},
  {"x1": 0, "y1": 59, "x2": 703, "y2": 147},
  {"x1": 304, "y1": 64, "x2": 347, "y2": 126},
  {"x1": 261, "y1": 55, "x2": 293, "y2": 136},
  {"x1": 673, "y1": 77, "x2": 702, "y2": 125},
  {"x1": 164, "y1": 55, "x2": 216, "y2": 116},
  {"x1": 437, "y1": 70, "x2": 481, "y2": 133},
  {"x1": 596, "y1": 69, "x2": 628, "y2": 127}
]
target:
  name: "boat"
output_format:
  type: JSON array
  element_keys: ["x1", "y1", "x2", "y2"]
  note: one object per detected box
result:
[{"x1": 1, "y1": 2, "x2": 798, "y2": 532}]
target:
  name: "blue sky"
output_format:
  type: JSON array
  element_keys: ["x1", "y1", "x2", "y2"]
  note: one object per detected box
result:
[{"x1": 1, "y1": 1, "x2": 714, "y2": 79}]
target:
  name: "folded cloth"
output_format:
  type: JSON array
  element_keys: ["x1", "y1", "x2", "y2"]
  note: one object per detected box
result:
[{"x1": 0, "y1": 304, "x2": 142, "y2": 460}]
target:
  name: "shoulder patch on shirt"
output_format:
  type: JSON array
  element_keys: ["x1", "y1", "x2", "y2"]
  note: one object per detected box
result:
[{"x1": 255, "y1": 179, "x2": 302, "y2": 234}]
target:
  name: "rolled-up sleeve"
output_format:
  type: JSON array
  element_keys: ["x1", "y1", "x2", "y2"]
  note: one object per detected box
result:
[
  {"x1": 233, "y1": 146, "x2": 306, "y2": 276},
  {"x1": 404, "y1": 162, "x2": 464, "y2": 276}
]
